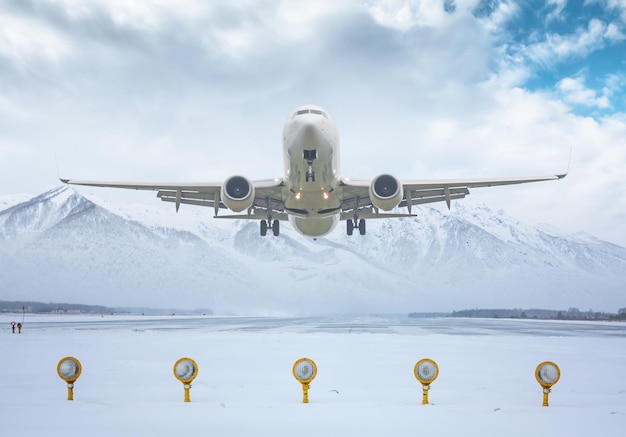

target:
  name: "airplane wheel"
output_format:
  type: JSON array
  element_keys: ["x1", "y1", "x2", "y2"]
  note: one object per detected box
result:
[
  {"x1": 272, "y1": 220, "x2": 280, "y2": 236},
  {"x1": 260, "y1": 220, "x2": 268, "y2": 236},
  {"x1": 359, "y1": 219, "x2": 366, "y2": 235},
  {"x1": 347, "y1": 220, "x2": 354, "y2": 236}
]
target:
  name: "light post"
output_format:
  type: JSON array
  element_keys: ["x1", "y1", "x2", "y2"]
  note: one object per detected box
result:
[
  {"x1": 414, "y1": 358, "x2": 439, "y2": 405},
  {"x1": 292, "y1": 358, "x2": 317, "y2": 403},
  {"x1": 173, "y1": 357, "x2": 199, "y2": 402},
  {"x1": 57, "y1": 357, "x2": 82, "y2": 401},
  {"x1": 535, "y1": 361, "x2": 560, "y2": 406}
]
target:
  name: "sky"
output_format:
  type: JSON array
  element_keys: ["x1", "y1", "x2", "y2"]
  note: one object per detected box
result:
[{"x1": 0, "y1": 0, "x2": 625, "y2": 246}]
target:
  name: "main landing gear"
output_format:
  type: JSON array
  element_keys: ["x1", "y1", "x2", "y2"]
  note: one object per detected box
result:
[
  {"x1": 346, "y1": 219, "x2": 366, "y2": 236},
  {"x1": 260, "y1": 220, "x2": 280, "y2": 237}
]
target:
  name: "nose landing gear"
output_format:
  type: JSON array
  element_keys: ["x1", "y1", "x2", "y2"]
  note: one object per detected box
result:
[{"x1": 305, "y1": 163, "x2": 315, "y2": 182}]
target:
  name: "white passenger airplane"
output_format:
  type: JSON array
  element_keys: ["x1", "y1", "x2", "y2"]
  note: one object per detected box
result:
[{"x1": 61, "y1": 104, "x2": 567, "y2": 238}]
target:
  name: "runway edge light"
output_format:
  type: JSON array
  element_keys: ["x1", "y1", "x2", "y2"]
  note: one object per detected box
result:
[
  {"x1": 57, "y1": 356, "x2": 82, "y2": 401},
  {"x1": 414, "y1": 358, "x2": 439, "y2": 405},
  {"x1": 535, "y1": 361, "x2": 560, "y2": 407},
  {"x1": 173, "y1": 357, "x2": 198, "y2": 402},
  {"x1": 292, "y1": 358, "x2": 317, "y2": 403}
]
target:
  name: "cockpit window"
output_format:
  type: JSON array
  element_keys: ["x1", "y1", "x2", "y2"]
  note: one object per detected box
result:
[{"x1": 293, "y1": 109, "x2": 328, "y2": 118}]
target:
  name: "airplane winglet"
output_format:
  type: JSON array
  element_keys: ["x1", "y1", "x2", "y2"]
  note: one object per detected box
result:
[
  {"x1": 55, "y1": 153, "x2": 71, "y2": 184},
  {"x1": 556, "y1": 146, "x2": 573, "y2": 179}
]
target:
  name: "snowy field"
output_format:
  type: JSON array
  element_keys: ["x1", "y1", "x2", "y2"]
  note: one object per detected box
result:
[{"x1": 2, "y1": 314, "x2": 626, "y2": 436}]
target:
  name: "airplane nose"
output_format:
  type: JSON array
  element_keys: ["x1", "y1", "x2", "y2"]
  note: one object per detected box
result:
[{"x1": 295, "y1": 122, "x2": 323, "y2": 146}]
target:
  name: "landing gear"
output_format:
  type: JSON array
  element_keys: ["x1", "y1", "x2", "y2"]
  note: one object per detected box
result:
[
  {"x1": 304, "y1": 150, "x2": 316, "y2": 182},
  {"x1": 346, "y1": 219, "x2": 366, "y2": 236},
  {"x1": 260, "y1": 220, "x2": 280, "y2": 237}
]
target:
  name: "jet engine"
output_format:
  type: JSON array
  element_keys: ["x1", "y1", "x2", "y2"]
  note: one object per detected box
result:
[
  {"x1": 221, "y1": 175, "x2": 255, "y2": 212},
  {"x1": 369, "y1": 174, "x2": 403, "y2": 211}
]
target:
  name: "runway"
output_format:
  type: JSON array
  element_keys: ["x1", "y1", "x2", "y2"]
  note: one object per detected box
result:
[{"x1": 2, "y1": 314, "x2": 625, "y2": 436}]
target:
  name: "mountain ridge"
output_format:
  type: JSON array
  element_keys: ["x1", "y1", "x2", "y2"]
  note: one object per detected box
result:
[{"x1": 0, "y1": 186, "x2": 624, "y2": 314}]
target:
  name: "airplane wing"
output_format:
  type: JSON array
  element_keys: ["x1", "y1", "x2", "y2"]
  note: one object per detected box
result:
[
  {"x1": 339, "y1": 172, "x2": 567, "y2": 218},
  {"x1": 60, "y1": 177, "x2": 286, "y2": 218}
]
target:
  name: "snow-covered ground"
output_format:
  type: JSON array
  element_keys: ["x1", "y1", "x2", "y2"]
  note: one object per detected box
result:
[{"x1": 2, "y1": 314, "x2": 625, "y2": 436}]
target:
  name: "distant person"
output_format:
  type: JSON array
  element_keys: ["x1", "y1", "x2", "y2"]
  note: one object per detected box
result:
[
  {"x1": 17, "y1": 322, "x2": 22, "y2": 334},
  {"x1": 11, "y1": 321, "x2": 16, "y2": 334}
]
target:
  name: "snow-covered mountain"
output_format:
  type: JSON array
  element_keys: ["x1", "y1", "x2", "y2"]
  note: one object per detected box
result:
[{"x1": 1, "y1": 186, "x2": 624, "y2": 314}]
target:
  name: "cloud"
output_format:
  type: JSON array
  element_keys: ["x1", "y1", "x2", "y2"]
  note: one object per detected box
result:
[
  {"x1": 593, "y1": 0, "x2": 626, "y2": 21},
  {"x1": 366, "y1": 0, "x2": 452, "y2": 30},
  {"x1": 544, "y1": 0, "x2": 568, "y2": 23},
  {"x1": 525, "y1": 18, "x2": 619, "y2": 65},
  {"x1": 0, "y1": 10, "x2": 72, "y2": 68},
  {"x1": 557, "y1": 76, "x2": 611, "y2": 108}
]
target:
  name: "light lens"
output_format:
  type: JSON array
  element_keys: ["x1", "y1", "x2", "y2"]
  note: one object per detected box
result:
[
  {"x1": 537, "y1": 363, "x2": 559, "y2": 385},
  {"x1": 417, "y1": 362, "x2": 437, "y2": 382},
  {"x1": 414, "y1": 358, "x2": 439, "y2": 384},
  {"x1": 175, "y1": 360, "x2": 196, "y2": 381},
  {"x1": 296, "y1": 361, "x2": 314, "y2": 380},
  {"x1": 59, "y1": 359, "x2": 79, "y2": 379},
  {"x1": 293, "y1": 358, "x2": 317, "y2": 383}
]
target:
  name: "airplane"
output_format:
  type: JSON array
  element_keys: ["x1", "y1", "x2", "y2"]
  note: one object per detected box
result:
[{"x1": 61, "y1": 104, "x2": 567, "y2": 239}]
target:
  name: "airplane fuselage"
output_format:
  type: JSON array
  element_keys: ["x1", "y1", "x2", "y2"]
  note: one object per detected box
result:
[{"x1": 282, "y1": 105, "x2": 342, "y2": 237}]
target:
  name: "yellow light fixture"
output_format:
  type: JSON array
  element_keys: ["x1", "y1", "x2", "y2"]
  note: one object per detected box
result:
[
  {"x1": 57, "y1": 356, "x2": 82, "y2": 401},
  {"x1": 292, "y1": 358, "x2": 317, "y2": 403},
  {"x1": 535, "y1": 361, "x2": 560, "y2": 406},
  {"x1": 414, "y1": 358, "x2": 439, "y2": 405},
  {"x1": 173, "y1": 357, "x2": 199, "y2": 402}
]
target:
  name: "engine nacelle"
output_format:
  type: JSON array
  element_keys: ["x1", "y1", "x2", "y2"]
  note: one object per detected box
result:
[
  {"x1": 221, "y1": 175, "x2": 255, "y2": 212},
  {"x1": 369, "y1": 174, "x2": 403, "y2": 211}
]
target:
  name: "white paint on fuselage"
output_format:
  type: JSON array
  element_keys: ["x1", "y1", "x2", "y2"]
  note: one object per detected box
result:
[{"x1": 282, "y1": 105, "x2": 342, "y2": 237}]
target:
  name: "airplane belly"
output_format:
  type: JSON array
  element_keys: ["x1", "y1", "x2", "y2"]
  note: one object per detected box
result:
[
  {"x1": 284, "y1": 191, "x2": 341, "y2": 217},
  {"x1": 289, "y1": 215, "x2": 338, "y2": 237}
]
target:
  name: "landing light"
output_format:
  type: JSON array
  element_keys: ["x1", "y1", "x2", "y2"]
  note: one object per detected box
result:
[
  {"x1": 295, "y1": 192, "x2": 302, "y2": 200},
  {"x1": 323, "y1": 192, "x2": 329, "y2": 200},
  {"x1": 535, "y1": 361, "x2": 560, "y2": 406},
  {"x1": 173, "y1": 357, "x2": 199, "y2": 402},
  {"x1": 414, "y1": 358, "x2": 439, "y2": 405},
  {"x1": 293, "y1": 358, "x2": 317, "y2": 403},
  {"x1": 57, "y1": 356, "x2": 82, "y2": 401}
]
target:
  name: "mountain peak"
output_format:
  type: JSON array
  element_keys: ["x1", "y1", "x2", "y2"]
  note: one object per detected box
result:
[{"x1": 0, "y1": 185, "x2": 94, "y2": 239}]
